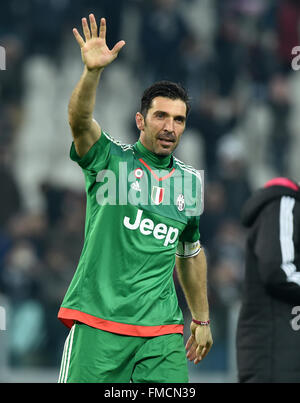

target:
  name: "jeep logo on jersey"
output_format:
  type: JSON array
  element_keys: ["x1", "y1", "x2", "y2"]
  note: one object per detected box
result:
[{"x1": 123, "y1": 209, "x2": 179, "y2": 247}]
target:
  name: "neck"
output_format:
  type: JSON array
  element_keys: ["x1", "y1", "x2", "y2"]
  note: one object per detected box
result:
[{"x1": 134, "y1": 140, "x2": 172, "y2": 169}]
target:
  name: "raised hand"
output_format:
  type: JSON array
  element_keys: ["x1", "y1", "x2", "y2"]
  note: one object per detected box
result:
[{"x1": 73, "y1": 14, "x2": 126, "y2": 71}]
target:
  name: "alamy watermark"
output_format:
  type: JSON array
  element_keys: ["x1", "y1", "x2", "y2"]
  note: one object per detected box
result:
[
  {"x1": 94, "y1": 163, "x2": 204, "y2": 217},
  {"x1": 0, "y1": 306, "x2": 6, "y2": 331},
  {"x1": 290, "y1": 306, "x2": 300, "y2": 331},
  {"x1": 0, "y1": 46, "x2": 6, "y2": 70},
  {"x1": 291, "y1": 46, "x2": 300, "y2": 71}
]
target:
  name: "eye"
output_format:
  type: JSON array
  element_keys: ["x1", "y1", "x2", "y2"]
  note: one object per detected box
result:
[{"x1": 175, "y1": 117, "x2": 185, "y2": 123}]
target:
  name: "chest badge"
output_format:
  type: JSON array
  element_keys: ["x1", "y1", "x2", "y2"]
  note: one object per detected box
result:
[
  {"x1": 176, "y1": 194, "x2": 185, "y2": 211},
  {"x1": 131, "y1": 168, "x2": 144, "y2": 192},
  {"x1": 134, "y1": 168, "x2": 144, "y2": 179},
  {"x1": 151, "y1": 186, "x2": 165, "y2": 205}
]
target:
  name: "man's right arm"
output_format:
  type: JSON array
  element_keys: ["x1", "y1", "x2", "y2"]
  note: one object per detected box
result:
[
  {"x1": 69, "y1": 14, "x2": 125, "y2": 158},
  {"x1": 68, "y1": 67, "x2": 103, "y2": 158}
]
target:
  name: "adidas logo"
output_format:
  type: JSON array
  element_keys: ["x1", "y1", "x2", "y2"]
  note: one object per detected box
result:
[{"x1": 131, "y1": 181, "x2": 141, "y2": 192}]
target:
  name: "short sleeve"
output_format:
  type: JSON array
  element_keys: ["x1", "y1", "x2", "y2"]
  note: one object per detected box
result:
[
  {"x1": 70, "y1": 130, "x2": 111, "y2": 174},
  {"x1": 179, "y1": 215, "x2": 200, "y2": 243}
]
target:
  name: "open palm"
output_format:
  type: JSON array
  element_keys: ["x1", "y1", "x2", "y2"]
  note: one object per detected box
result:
[{"x1": 73, "y1": 14, "x2": 125, "y2": 71}]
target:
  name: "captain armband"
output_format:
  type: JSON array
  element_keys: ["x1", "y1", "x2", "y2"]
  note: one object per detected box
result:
[{"x1": 176, "y1": 240, "x2": 201, "y2": 258}]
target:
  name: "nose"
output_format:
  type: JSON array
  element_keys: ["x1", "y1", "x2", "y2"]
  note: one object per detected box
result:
[{"x1": 163, "y1": 117, "x2": 175, "y2": 133}]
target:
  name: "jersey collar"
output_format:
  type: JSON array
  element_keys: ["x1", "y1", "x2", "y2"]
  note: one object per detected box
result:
[{"x1": 133, "y1": 140, "x2": 173, "y2": 169}]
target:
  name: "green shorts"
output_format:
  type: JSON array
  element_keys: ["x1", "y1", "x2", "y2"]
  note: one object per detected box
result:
[{"x1": 58, "y1": 322, "x2": 189, "y2": 383}]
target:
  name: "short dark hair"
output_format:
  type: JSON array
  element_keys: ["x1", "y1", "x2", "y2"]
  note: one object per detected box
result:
[{"x1": 140, "y1": 80, "x2": 191, "y2": 118}]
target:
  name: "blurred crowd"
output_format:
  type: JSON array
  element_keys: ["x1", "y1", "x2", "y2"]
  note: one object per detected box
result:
[{"x1": 1, "y1": 0, "x2": 300, "y2": 374}]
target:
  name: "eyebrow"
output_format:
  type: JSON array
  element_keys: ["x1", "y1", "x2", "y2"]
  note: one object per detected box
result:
[{"x1": 153, "y1": 110, "x2": 186, "y2": 121}]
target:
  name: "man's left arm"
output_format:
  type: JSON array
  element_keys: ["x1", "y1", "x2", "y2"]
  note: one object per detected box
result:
[{"x1": 176, "y1": 248, "x2": 213, "y2": 364}]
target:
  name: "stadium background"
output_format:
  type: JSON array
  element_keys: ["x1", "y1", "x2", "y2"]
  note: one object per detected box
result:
[{"x1": 0, "y1": 0, "x2": 299, "y2": 382}]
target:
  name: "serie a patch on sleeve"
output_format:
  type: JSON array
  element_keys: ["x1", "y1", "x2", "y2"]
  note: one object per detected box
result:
[{"x1": 176, "y1": 240, "x2": 201, "y2": 258}]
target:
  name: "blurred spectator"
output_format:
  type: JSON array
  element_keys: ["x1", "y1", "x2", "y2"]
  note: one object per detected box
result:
[
  {"x1": 6, "y1": 212, "x2": 48, "y2": 259},
  {"x1": 40, "y1": 245, "x2": 73, "y2": 366},
  {"x1": 0, "y1": 2, "x2": 32, "y2": 45},
  {"x1": 139, "y1": 0, "x2": 189, "y2": 84},
  {"x1": 43, "y1": 187, "x2": 85, "y2": 264},
  {"x1": 210, "y1": 258, "x2": 242, "y2": 307},
  {"x1": 216, "y1": 133, "x2": 252, "y2": 219},
  {"x1": 0, "y1": 148, "x2": 21, "y2": 230},
  {"x1": 265, "y1": 74, "x2": 292, "y2": 175},
  {"x1": 26, "y1": 0, "x2": 70, "y2": 59},
  {"x1": 179, "y1": 32, "x2": 215, "y2": 105},
  {"x1": 0, "y1": 240, "x2": 45, "y2": 366},
  {"x1": 277, "y1": 0, "x2": 300, "y2": 73},
  {"x1": 199, "y1": 181, "x2": 228, "y2": 248},
  {"x1": 0, "y1": 35, "x2": 24, "y2": 106},
  {"x1": 209, "y1": 219, "x2": 245, "y2": 296},
  {"x1": 0, "y1": 240, "x2": 41, "y2": 304},
  {"x1": 188, "y1": 93, "x2": 241, "y2": 177},
  {"x1": 213, "y1": 17, "x2": 246, "y2": 96},
  {"x1": 246, "y1": 30, "x2": 279, "y2": 99}
]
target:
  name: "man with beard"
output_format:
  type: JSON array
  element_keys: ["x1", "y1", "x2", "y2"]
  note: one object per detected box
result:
[{"x1": 57, "y1": 14, "x2": 212, "y2": 383}]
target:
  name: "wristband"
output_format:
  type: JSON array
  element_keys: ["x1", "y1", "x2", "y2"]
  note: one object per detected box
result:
[{"x1": 192, "y1": 319, "x2": 210, "y2": 326}]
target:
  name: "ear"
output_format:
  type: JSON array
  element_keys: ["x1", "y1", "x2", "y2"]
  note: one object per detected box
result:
[{"x1": 135, "y1": 112, "x2": 145, "y2": 132}]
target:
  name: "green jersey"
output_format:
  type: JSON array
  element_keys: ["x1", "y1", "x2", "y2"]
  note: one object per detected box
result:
[{"x1": 58, "y1": 131, "x2": 202, "y2": 337}]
